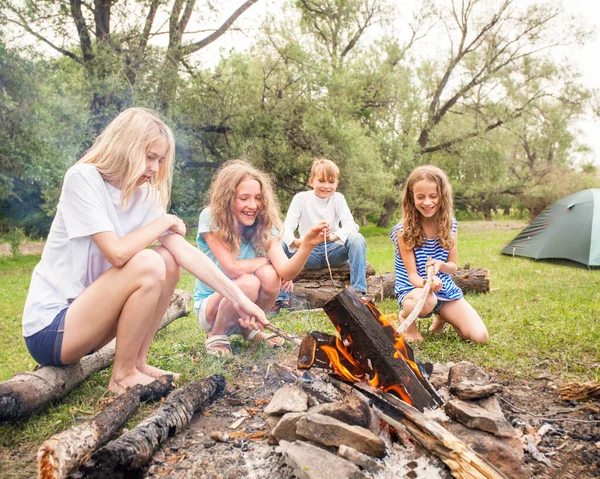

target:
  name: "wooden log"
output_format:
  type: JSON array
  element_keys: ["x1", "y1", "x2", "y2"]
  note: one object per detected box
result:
[
  {"x1": 72, "y1": 374, "x2": 226, "y2": 478},
  {"x1": 38, "y1": 376, "x2": 175, "y2": 479},
  {"x1": 451, "y1": 266, "x2": 490, "y2": 294},
  {"x1": 336, "y1": 379, "x2": 509, "y2": 479},
  {"x1": 322, "y1": 288, "x2": 443, "y2": 411},
  {"x1": 0, "y1": 290, "x2": 191, "y2": 424}
]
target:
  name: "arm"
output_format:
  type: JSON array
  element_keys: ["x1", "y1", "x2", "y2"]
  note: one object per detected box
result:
[
  {"x1": 282, "y1": 195, "x2": 302, "y2": 250},
  {"x1": 397, "y1": 235, "x2": 426, "y2": 289},
  {"x1": 427, "y1": 232, "x2": 458, "y2": 275},
  {"x1": 268, "y1": 221, "x2": 328, "y2": 281},
  {"x1": 330, "y1": 194, "x2": 359, "y2": 243},
  {"x1": 204, "y1": 231, "x2": 269, "y2": 279},
  {"x1": 159, "y1": 234, "x2": 268, "y2": 327},
  {"x1": 92, "y1": 214, "x2": 183, "y2": 268}
]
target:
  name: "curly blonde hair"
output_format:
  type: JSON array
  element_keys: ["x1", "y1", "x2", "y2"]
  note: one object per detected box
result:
[
  {"x1": 401, "y1": 165, "x2": 454, "y2": 251},
  {"x1": 78, "y1": 107, "x2": 174, "y2": 209},
  {"x1": 208, "y1": 160, "x2": 282, "y2": 255}
]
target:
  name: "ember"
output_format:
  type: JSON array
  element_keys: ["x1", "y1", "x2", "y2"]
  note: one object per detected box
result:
[{"x1": 298, "y1": 288, "x2": 444, "y2": 411}]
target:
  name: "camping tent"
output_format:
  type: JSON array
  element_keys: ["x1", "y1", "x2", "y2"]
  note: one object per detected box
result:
[{"x1": 501, "y1": 189, "x2": 600, "y2": 267}]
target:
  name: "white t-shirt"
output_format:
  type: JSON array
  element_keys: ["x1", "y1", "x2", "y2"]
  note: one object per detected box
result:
[
  {"x1": 283, "y1": 191, "x2": 359, "y2": 252},
  {"x1": 22, "y1": 164, "x2": 164, "y2": 337}
]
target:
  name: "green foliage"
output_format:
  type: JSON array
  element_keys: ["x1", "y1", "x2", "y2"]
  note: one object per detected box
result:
[{"x1": 2, "y1": 227, "x2": 26, "y2": 257}]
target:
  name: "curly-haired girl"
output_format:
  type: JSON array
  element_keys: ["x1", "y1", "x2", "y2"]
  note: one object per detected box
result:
[
  {"x1": 390, "y1": 165, "x2": 488, "y2": 343},
  {"x1": 194, "y1": 160, "x2": 328, "y2": 356}
]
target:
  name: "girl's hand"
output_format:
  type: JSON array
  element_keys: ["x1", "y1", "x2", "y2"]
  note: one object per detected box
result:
[
  {"x1": 167, "y1": 214, "x2": 187, "y2": 237},
  {"x1": 281, "y1": 280, "x2": 293, "y2": 294},
  {"x1": 234, "y1": 298, "x2": 269, "y2": 331},
  {"x1": 426, "y1": 259, "x2": 444, "y2": 275},
  {"x1": 303, "y1": 221, "x2": 329, "y2": 247},
  {"x1": 430, "y1": 276, "x2": 443, "y2": 292}
]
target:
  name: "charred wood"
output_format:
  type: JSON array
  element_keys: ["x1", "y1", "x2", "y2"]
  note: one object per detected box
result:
[
  {"x1": 72, "y1": 374, "x2": 226, "y2": 478},
  {"x1": 0, "y1": 290, "x2": 191, "y2": 424},
  {"x1": 38, "y1": 376, "x2": 175, "y2": 479}
]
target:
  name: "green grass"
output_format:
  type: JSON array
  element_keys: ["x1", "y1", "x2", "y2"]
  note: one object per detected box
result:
[{"x1": 1, "y1": 220, "x2": 599, "y2": 461}]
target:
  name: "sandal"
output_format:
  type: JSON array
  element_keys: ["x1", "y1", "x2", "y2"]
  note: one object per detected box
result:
[
  {"x1": 246, "y1": 330, "x2": 285, "y2": 348},
  {"x1": 205, "y1": 335, "x2": 232, "y2": 357}
]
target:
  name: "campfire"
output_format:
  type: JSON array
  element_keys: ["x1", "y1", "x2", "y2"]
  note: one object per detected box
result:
[{"x1": 298, "y1": 288, "x2": 444, "y2": 411}]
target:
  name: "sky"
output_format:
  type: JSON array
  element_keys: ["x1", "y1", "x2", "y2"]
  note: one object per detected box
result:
[{"x1": 192, "y1": 0, "x2": 600, "y2": 166}]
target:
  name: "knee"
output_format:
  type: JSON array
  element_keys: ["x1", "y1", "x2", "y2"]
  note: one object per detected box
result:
[
  {"x1": 254, "y1": 265, "x2": 281, "y2": 294},
  {"x1": 154, "y1": 246, "x2": 182, "y2": 284},
  {"x1": 346, "y1": 233, "x2": 366, "y2": 249},
  {"x1": 129, "y1": 249, "x2": 166, "y2": 284},
  {"x1": 236, "y1": 273, "x2": 261, "y2": 299},
  {"x1": 469, "y1": 326, "x2": 489, "y2": 344}
]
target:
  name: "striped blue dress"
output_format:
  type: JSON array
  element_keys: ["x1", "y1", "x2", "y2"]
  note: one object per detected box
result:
[{"x1": 390, "y1": 219, "x2": 463, "y2": 304}]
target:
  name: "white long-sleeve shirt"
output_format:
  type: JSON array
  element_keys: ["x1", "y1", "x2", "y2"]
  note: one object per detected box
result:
[{"x1": 283, "y1": 191, "x2": 359, "y2": 252}]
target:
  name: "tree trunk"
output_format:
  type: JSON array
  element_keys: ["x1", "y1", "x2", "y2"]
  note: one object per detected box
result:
[
  {"x1": 377, "y1": 197, "x2": 399, "y2": 228},
  {"x1": 38, "y1": 376, "x2": 175, "y2": 479},
  {"x1": 72, "y1": 374, "x2": 226, "y2": 478},
  {"x1": 0, "y1": 290, "x2": 191, "y2": 424}
]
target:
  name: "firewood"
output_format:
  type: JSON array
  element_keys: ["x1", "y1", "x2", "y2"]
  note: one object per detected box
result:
[
  {"x1": 72, "y1": 374, "x2": 226, "y2": 478},
  {"x1": 343, "y1": 380, "x2": 509, "y2": 479},
  {"x1": 0, "y1": 290, "x2": 191, "y2": 424},
  {"x1": 322, "y1": 288, "x2": 443, "y2": 411},
  {"x1": 37, "y1": 376, "x2": 175, "y2": 479},
  {"x1": 558, "y1": 381, "x2": 600, "y2": 402}
]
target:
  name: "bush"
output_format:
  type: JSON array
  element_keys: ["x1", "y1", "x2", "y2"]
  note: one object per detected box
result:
[{"x1": 3, "y1": 227, "x2": 26, "y2": 257}]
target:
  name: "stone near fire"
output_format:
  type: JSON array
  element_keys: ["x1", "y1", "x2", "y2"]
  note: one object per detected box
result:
[
  {"x1": 264, "y1": 384, "x2": 309, "y2": 415},
  {"x1": 278, "y1": 440, "x2": 367, "y2": 479},
  {"x1": 445, "y1": 396, "x2": 516, "y2": 438},
  {"x1": 450, "y1": 381, "x2": 504, "y2": 400},
  {"x1": 448, "y1": 361, "x2": 490, "y2": 388},
  {"x1": 266, "y1": 415, "x2": 282, "y2": 431},
  {"x1": 269, "y1": 412, "x2": 306, "y2": 444},
  {"x1": 429, "y1": 362, "x2": 453, "y2": 388},
  {"x1": 444, "y1": 421, "x2": 529, "y2": 479},
  {"x1": 338, "y1": 445, "x2": 385, "y2": 473},
  {"x1": 308, "y1": 396, "x2": 372, "y2": 429},
  {"x1": 296, "y1": 413, "x2": 386, "y2": 458}
]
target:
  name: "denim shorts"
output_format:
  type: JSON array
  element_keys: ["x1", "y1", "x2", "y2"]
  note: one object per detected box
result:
[
  {"x1": 25, "y1": 307, "x2": 68, "y2": 367},
  {"x1": 423, "y1": 298, "x2": 444, "y2": 318}
]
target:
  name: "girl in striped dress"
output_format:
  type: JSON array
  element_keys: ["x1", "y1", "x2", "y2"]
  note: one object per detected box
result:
[{"x1": 390, "y1": 165, "x2": 488, "y2": 343}]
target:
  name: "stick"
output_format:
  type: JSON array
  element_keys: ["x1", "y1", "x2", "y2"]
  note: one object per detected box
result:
[
  {"x1": 396, "y1": 260, "x2": 435, "y2": 336},
  {"x1": 265, "y1": 323, "x2": 302, "y2": 346}
]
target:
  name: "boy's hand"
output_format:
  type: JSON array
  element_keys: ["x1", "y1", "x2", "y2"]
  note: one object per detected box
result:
[
  {"x1": 326, "y1": 232, "x2": 340, "y2": 242},
  {"x1": 303, "y1": 221, "x2": 329, "y2": 247}
]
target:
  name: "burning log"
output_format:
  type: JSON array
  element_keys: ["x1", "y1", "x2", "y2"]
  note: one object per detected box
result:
[
  {"x1": 318, "y1": 288, "x2": 443, "y2": 411},
  {"x1": 37, "y1": 376, "x2": 175, "y2": 479},
  {"x1": 72, "y1": 374, "x2": 226, "y2": 479},
  {"x1": 339, "y1": 379, "x2": 510, "y2": 479},
  {"x1": 0, "y1": 290, "x2": 191, "y2": 424}
]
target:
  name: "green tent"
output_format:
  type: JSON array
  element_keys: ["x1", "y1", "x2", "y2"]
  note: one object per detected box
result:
[{"x1": 501, "y1": 189, "x2": 600, "y2": 267}]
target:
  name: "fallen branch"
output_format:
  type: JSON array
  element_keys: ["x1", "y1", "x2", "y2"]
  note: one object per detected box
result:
[
  {"x1": 72, "y1": 374, "x2": 226, "y2": 478},
  {"x1": 0, "y1": 290, "x2": 191, "y2": 424},
  {"x1": 38, "y1": 376, "x2": 175, "y2": 479},
  {"x1": 265, "y1": 323, "x2": 302, "y2": 346},
  {"x1": 396, "y1": 263, "x2": 435, "y2": 336}
]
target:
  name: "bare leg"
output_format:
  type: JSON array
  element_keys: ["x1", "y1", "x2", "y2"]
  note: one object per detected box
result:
[
  {"x1": 136, "y1": 246, "x2": 182, "y2": 380},
  {"x1": 438, "y1": 298, "x2": 488, "y2": 344},
  {"x1": 61, "y1": 249, "x2": 167, "y2": 393},
  {"x1": 429, "y1": 315, "x2": 447, "y2": 334},
  {"x1": 243, "y1": 265, "x2": 283, "y2": 346},
  {"x1": 399, "y1": 289, "x2": 437, "y2": 342}
]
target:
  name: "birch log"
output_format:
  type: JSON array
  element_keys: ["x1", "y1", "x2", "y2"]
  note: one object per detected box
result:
[
  {"x1": 38, "y1": 376, "x2": 175, "y2": 479},
  {"x1": 72, "y1": 374, "x2": 226, "y2": 478},
  {"x1": 0, "y1": 290, "x2": 191, "y2": 424}
]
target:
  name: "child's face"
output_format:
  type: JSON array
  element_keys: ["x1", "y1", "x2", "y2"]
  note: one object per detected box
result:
[
  {"x1": 309, "y1": 175, "x2": 339, "y2": 199},
  {"x1": 233, "y1": 178, "x2": 263, "y2": 227},
  {"x1": 412, "y1": 179, "x2": 440, "y2": 219},
  {"x1": 136, "y1": 137, "x2": 168, "y2": 186}
]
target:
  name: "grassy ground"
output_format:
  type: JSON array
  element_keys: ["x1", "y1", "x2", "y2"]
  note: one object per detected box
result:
[{"x1": 1, "y1": 220, "x2": 599, "y2": 458}]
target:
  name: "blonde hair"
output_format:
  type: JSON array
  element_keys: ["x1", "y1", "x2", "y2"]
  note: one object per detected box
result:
[
  {"x1": 77, "y1": 107, "x2": 175, "y2": 209},
  {"x1": 311, "y1": 158, "x2": 340, "y2": 182},
  {"x1": 208, "y1": 160, "x2": 282, "y2": 255},
  {"x1": 401, "y1": 165, "x2": 454, "y2": 250}
]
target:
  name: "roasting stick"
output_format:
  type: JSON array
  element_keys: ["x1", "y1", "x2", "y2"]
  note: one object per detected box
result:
[{"x1": 396, "y1": 259, "x2": 435, "y2": 336}]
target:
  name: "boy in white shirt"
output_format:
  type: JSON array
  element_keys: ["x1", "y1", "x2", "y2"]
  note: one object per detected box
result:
[{"x1": 281, "y1": 159, "x2": 368, "y2": 300}]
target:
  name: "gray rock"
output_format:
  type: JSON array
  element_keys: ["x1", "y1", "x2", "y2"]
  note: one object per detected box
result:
[
  {"x1": 269, "y1": 412, "x2": 306, "y2": 444},
  {"x1": 450, "y1": 381, "x2": 504, "y2": 400},
  {"x1": 278, "y1": 440, "x2": 366, "y2": 479},
  {"x1": 264, "y1": 384, "x2": 309, "y2": 415},
  {"x1": 338, "y1": 445, "x2": 384, "y2": 473},
  {"x1": 448, "y1": 361, "x2": 489, "y2": 388},
  {"x1": 308, "y1": 395, "x2": 371, "y2": 428},
  {"x1": 445, "y1": 396, "x2": 516, "y2": 438},
  {"x1": 296, "y1": 413, "x2": 386, "y2": 458},
  {"x1": 429, "y1": 362, "x2": 453, "y2": 388}
]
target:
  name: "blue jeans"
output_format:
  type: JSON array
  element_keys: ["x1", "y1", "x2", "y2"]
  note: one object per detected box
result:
[{"x1": 279, "y1": 232, "x2": 368, "y2": 299}]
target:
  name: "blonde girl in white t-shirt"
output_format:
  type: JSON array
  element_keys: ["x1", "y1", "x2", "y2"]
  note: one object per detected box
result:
[{"x1": 22, "y1": 108, "x2": 268, "y2": 394}]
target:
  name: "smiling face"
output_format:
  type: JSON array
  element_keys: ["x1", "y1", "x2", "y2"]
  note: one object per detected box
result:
[
  {"x1": 136, "y1": 137, "x2": 168, "y2": 186},
  {"x1": 309, "y1": 175, "x2": 339, "y2": 199},
  {"x1": 233, "y1": 178, "x2": 263, "y2": 228},
  {"x1": 412, "y1": 178, "x2": 440, "y2": 219}
]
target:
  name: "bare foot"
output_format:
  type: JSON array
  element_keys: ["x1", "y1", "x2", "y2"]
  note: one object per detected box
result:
[
  {"x1": 398, "y1": 313, "x2": 424, "y2": 342},
  {"x1": 108, "y1": 370, "x2": 154, "y2": 394},
  {"x1": 137, "y1": 364, "x2": 181, "y2": 381},
  {"x1": 429, "y1": 315, "x2": 447, "y2": 334}
]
